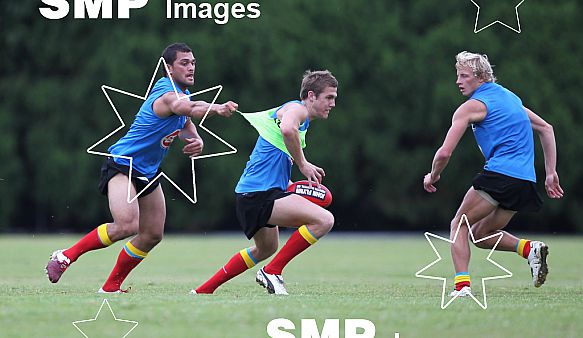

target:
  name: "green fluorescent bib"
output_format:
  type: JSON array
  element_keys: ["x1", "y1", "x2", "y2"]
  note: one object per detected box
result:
[{"x1": 239, "y1": 107, "x2": 307, "y2": 158}]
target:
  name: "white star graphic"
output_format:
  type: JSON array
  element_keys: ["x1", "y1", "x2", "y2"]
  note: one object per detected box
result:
[
  {"x1": 86, "y1": 57, "x2": 237, "y2": 204},
  {"x1": 471, "y1": 0, "x2": 525, "y2": 33},
  {"x1": 415, "y1": 214, "x2": 513, "y2": 309},
  {"x1": 72, "y1": 299, "x2": 138, "y2": 338}
]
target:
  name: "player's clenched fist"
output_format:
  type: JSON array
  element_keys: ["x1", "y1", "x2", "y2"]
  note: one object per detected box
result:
[
  {"x1": 183, "y1": 138, "x2": 204, "y2": 157},
  {"x1": 217, "y1": 101, "x2": 238, "y2": 117}
]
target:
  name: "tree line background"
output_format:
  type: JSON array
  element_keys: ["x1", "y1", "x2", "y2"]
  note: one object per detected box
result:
[{"x1": 1, "y1": 0, "x2": 582, "y2": 233}]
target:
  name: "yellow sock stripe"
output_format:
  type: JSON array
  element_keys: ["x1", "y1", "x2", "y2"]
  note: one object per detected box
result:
[
  {"x1": 97, "y1": 224, "x2": 112, "y2": 246},
  {"x1": 239, "y1": 248, "x2": 256, "y2": 269},
  {"x1": 299, "y1": 225, "x2": 318, "y2": 245},
  {"x1": 517, "y1": 239, "x2": 528, "y2": 257},
  {"x1": 125, "y1": 242, "x2": 148, "y2": 259},
  {"x1": 454, "y1": 276, "x2": 471, "y2": 283}
]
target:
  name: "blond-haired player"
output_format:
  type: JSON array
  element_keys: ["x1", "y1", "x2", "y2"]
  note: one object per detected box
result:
[{"x1": 424, "y1": 51, "x2": 564, "y2": 297}]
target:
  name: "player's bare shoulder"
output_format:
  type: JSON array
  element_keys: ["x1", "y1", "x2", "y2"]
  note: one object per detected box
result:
[
  {"x1": 276, "y1": 101, "x2": 307, "y2": 121},
  {"x1": 455, "y1": 99, "x2": 487, "y2": 124}
]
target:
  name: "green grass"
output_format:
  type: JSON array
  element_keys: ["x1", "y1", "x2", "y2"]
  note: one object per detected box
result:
[{"x1": 1, "y1": 234, "x2": 582, "y2": 337}]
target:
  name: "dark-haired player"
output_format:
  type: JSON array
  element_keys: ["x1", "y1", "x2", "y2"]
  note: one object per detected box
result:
[{"x1": 46, "y1": 43, "x2": 238, "y2": 292}]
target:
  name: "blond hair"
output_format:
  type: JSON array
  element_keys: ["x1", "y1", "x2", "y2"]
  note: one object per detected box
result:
[{"x1": 455, "y1": 51, "x2": 496, "y2": 83}]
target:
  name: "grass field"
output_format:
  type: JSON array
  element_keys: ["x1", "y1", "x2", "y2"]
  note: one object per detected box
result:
[{"x1": 1, "y1": 233, "x2": 582, "y2": 338}]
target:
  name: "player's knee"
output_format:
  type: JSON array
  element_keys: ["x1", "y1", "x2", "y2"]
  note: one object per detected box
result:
[
  {"x1": 470, "y1": 225, "x2": 491, "y2": 248},
  {"x1": 264, "y1": 242, "x2": 279, "y2": 257},
  {"x1": 449, "y1": 218, "x2": 458, "y2": 230},
  {"x1": 312, "y1": 210, "x2": 334, "y2": 237},
  {"x1": 449, "y1": 216, "x2": 467, "y2": 231},
  {"x1": 471, "y1": 224, "x2": 483, "y2": 238},
  {"x1": 150, "y1": 232, "x2": 164, "y2": 245},
  {"x1": 323, "y1": 211, "x2": 335, "y2": 232},
  {"x1": 449, "y1": 217, "x2": 468, "y2": 239},
  {"x1": 111, "y1": 219, "x2": 139, "y2": 239},
  {"x1": 472, "y1": 235, "x2": 489, "y2": 248},
  {"x1": 122, "y1": 224, "x2": 139, "y2": 237},
  {"x1": 141, "y1": 229, "x2": 164, "y2": 246},
  {"x1": 254, "y1": 243, "x2": 278, "y2": 261},
  {"x1": 472, "y1": 240, "x2": 489, "y2": 249}
]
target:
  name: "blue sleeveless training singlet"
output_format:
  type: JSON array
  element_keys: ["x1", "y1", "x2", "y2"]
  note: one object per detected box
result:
[
  {"x1": 236, "y1": 101, "x2": 310, "y2": 193},
  {"x1": 470, "y1": 82, "x2": 536, "y2": 182},
  {"x1": 108, "y1": 77, "x2": 189, "y2": 178}
]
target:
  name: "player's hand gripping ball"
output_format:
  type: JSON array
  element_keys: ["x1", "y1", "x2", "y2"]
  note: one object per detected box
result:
[{"x1": 287, "y1": 180, "x2": 332, "y2": 208}]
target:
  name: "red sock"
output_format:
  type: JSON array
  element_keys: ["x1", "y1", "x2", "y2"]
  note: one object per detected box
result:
[
  {"x1": 522, "y1": 241, "x2": 531, "y2": 258},
  {"x1": 455, "y1": 281, "x2": 471, "y2": 291},
  {"x1": 101, "y1": 243, "x2": 146, "y2": 292},
  {"x1": 516, "y1": 239, "x2": 532, "y2": 259},
  {"x1": 196, "y1": 250, "x2": 251, "y2": 294},
  {"x1": 64, "y1": 224, "x2": 112, "y2": 263},
  {"x1": 264, "y1": 226, "x2": 317, "y2": 276}
]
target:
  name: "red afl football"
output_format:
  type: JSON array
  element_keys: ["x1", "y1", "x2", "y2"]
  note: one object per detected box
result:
[{"x1": 287, "y1": 180, "x2": 333, "y2": 208}]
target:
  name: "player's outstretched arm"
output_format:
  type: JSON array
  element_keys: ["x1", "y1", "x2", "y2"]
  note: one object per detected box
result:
[
  {"x1": 424, "y1": 100, "x2": 487, "y2": 193},
  {"x1": 279, "y1": 103, "x2": 325, "y2": 186},
  {"x1": 154, "y1": 92, "x2": 238, "y2": 119},
  {"x1": 179, "y1": 118, "x2": 204, "y2": 157},
  {"x1": 525, "y1": 107, "x2": 564, "y2": 199}
]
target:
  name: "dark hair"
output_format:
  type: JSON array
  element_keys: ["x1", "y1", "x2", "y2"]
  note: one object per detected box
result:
[
  {"x1": 161, "y1": 43, "x2": 193, "y2": 77},
  {"x1": 299, "y1": 70, "x2": 338, "y2": 100}
]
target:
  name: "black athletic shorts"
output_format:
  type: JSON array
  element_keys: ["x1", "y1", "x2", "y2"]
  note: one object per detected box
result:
[
  {"x1": 98, "y1": 157, "x2": 160, "y2": 198},
  {"x1": 472, "y1": 170, "x2": 543, "y2": 212},
  {"x1": 235, "y1": 188, "x2": 291, "y2": 239}
]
